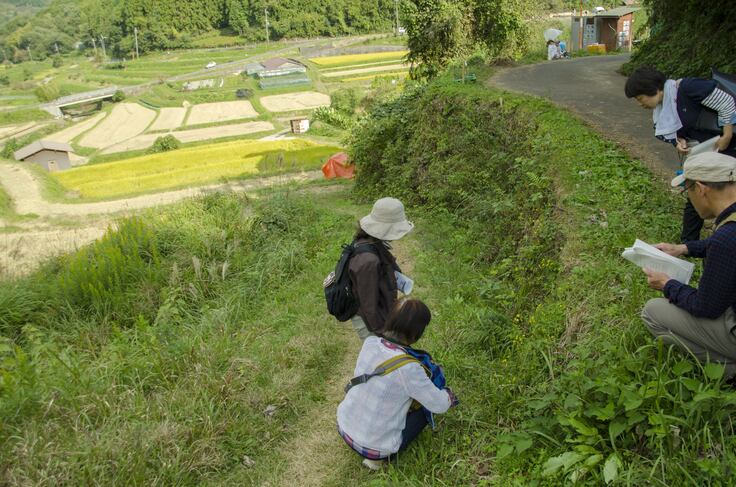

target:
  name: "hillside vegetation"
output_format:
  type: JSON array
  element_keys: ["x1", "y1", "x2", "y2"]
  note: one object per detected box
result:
[
  {"x1": 0, "y1": 0, "x2": 395, "y2": 61},
  {"x1": 3, "y1": 66, "x2": 736, "y2": 485},
  {"x1": 624, "y1": 0, "x2": 736, "y2": 76}
]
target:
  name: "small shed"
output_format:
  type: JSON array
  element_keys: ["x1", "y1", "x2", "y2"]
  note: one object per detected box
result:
[
  {"x1": 290, "y1": 118, "x2": 310, "y2": 134},
  {"x1": 256, "y1": 58, "x2": 307, "y2": 78},
  {"x1": 571, "y1": 7, "x2": 640, "y2": 52},
  {"x1": 14, "y1": 140, "x2": 73, "y2": 172}
]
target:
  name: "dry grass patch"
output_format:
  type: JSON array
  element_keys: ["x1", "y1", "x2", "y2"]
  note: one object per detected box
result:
[{"x1": 186, "y1": 101, "x2": 258, "y2": 126}]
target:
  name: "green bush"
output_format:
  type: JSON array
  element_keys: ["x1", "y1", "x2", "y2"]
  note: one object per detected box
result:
[
  {"x1": 111, "y1": 90, "x2": 125, "y2": 102},
  {"x1": 330, "y1": 87, "x2": 359, "y2": 115},
  {"x1": 1, "y1": 138, "x2": 20, "y2": 159},
  {"x1": 0, "y1": 73, "x2": 9, "y2": 86},
  {"x1": 147, "y1": 134, "x2": 180, "y2": 154},
  {"x1": 51, "y1": 55, "x2": 63, "y2": 68},
  {"x1": 624, "y1": 0, "x2": 736, "y2": 76},
  {"x1": 312, "y1": 106, "x2": 352, "y2": 129},
  {"x1": 34, "y1": 83, "x2": 60, "y2": 102}
]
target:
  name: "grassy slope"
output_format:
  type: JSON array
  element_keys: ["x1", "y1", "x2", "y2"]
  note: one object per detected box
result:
[{"x1": 3, "y1": 68, "x2": 735, "y2": 486}]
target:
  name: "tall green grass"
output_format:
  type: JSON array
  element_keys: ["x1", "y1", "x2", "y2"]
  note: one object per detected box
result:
[
  {"x1": 347, "y1": 72, "x2": 736, "y2": 485},
  {"x1": 0, "y1": 185, "x2": 359, "y2": 484}
]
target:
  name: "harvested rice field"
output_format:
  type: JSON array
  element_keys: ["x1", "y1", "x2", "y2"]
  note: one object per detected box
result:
[
  {"x1": 78, "y1": 103, "x2": 156, "y2": 149},
  {"x1": 149, "y1": 107, "x2": 188, "y2": 131},
  {"x1": 47, "y1": 113, "x2": 107, "y2": 143},
  {"x1": 100, "y1": 121, "x2": 275, "y2": 154},
  {"x1": 55, "y1": 139, "x2": 340, "y2": 199},
  {"x1": 185, "y1": 100, "x2": 258, "y2": 126},
  {"x1": 259, "y1": 92, "x2": 330, "y2": 112}
]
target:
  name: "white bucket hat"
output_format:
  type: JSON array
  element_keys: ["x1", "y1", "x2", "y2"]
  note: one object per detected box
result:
[{"x1": 360, "y1": 197, "x2": 414, "y2": 241}]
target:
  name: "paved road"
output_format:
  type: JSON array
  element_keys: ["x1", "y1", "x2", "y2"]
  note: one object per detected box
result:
[{"x1": 489, "y1": 54, "x2": 679, "y2": 176}]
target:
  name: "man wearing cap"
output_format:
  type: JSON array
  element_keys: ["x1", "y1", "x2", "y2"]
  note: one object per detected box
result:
[
  {"x1": 349, "y1": 197, "x2": 414, "y2": 339},
  {"x1": 641, "y1": 152, "x2": 736, "y2": 377}
]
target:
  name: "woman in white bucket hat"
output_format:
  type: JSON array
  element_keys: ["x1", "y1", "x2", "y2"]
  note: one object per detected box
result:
[{"x1": 348, "y1": 197, "x2": 414, "y2": 339}]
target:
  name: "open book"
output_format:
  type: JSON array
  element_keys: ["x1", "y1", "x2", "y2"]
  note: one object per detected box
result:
[
  {"x1": 621, "y1": 239, "x2": 695, "y2": 285},
  {"x1": 686, "y1": 136, "x2": 719, "y2": 159}
]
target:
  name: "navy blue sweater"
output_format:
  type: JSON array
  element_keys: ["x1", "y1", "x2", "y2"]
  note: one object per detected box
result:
[{"x1": 664, "y1": 202, "x2": 736, "y2": 318}]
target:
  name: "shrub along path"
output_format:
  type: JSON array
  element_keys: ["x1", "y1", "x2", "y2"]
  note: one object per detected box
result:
[{"x1": 488, "y1": 54, "x2": 680, "y2": 177}]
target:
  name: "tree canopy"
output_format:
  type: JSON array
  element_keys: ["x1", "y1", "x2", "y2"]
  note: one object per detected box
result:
[
  {"x1": 0, "y1": 0, "x2": 396, "y2": 61},
  {"x1": 404, "y1": 0, "x2": 530, "y2": 79}
]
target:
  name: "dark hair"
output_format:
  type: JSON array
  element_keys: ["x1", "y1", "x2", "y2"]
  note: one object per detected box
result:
[
  {"x1": 353, "y1": 224, "x2": 374, "y2": 241},
  {"x1": 686, "y1": 179, "x2": 736, "y2": 191},
  {"x1": 625, "y1": 66, "x2": 667, "y2": 98},
  {"x1": 383, "y1": 298, "x2": 431, "y2": 345}
]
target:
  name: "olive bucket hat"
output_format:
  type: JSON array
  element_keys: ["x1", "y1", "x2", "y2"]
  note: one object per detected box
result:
[{"x1": 359, "y1": 197, "x2": 414, "y2": 241}]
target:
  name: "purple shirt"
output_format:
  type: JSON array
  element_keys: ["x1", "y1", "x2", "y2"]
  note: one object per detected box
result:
[{"x1": 664, "y1": 202, "x2": 736, "y2": 318}]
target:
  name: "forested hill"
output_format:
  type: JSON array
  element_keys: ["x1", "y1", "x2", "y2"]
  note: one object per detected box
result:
[
  {"x1": 0, "y1": 0, "x2": 49, "y2": 30},
  {"x1": 0, "y1": 0, "x2": 395, "y2": 61}
]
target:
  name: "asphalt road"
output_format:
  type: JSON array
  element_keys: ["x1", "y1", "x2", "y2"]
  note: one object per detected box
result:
[{"x1": 489, "y1": 54, "x2": 680, "y2": 176}]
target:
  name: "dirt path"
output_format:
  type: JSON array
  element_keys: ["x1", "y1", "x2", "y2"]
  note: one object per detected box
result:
[
  {"x1": 0, "y1": 162, "x2": 322, "y2": 217},
  {"x1": 488, "y1": 54, "x2": 678, "y2": 178},
  {"x1": 262, "y1": 238, "x2": 417, "y2": 486}
]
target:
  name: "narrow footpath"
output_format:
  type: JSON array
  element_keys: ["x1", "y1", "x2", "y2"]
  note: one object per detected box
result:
[{"x1": 488, "y1": 54, "x2": 680, "y2": 177}]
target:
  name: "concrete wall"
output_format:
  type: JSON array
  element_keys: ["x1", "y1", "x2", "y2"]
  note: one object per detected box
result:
[{"x1": 25, "y1": 150, "x2": 71, "y2": 172}]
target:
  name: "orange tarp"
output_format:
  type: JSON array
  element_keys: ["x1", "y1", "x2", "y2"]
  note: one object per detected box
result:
[{"x1": 322, "y1": 152, "x2": 355, "y2": 179}]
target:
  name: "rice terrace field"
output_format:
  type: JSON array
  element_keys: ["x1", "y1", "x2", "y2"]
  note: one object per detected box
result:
[
  {"x1": 310, "y1": 50, "x2": 410, "y2": 84},
  {"x1": 54, "y1": 139, "x2": 341, "y2": 199}
]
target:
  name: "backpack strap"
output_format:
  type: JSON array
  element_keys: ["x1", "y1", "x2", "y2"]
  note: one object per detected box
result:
[
  {"x1": 344, "y1": 354, "x2": 418, "y2": 394},
  {"x1": 715, "y1": 212, "x2": 736, "y2": 232}
]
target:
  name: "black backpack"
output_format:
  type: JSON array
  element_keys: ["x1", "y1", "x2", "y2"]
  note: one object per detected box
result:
[{"x1": 323, "y1": 243, "x2": 378, "y2": 321}]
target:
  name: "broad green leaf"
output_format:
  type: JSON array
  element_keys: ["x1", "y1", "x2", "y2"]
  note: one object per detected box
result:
[
  {"x1": 588, "y1": 401, "x2": 616, "y2": 420},
  {"x1": 496, "y1": 443, "x2": 514, "y2": 459},
  {"x1": 619, "y1": 389, "x2": 643, "y2": 412},
  {"x1": 603, "y1": 453, "x2": 621, "y2": 484},
  {"x1": 693, "y1": 390, "x2": 720, "y2": 402},
  {"x1": 584, "y1": 453, "x2": 603, "y2": 468},
  {"x1": 568, "y1": 418, "x2": 598, "y2": 437},
  {"x1": 672, "y1": 360, "x2": 694, "y2": 375},
  {"x1": 681, "y1": 377, "x2": 702, "y2": 392},
  {"x1": 608, "y1": 417, "x2": 627, "y2": 439},
  {"x1": 704, "y1": 363, "x2": 725, "y2": 381},
  {"x1": 564, "y1": 393, "x2": 582, "y2": 411},
  {"x1": 542, "y1": 451, "x2": 584, "y2": 477},
  {"x1": 514, "y1": 437, "x2": 533, "y2": 454}
]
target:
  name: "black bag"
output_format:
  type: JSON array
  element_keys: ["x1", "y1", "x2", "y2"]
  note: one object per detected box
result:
[{"x1": 323, "y1": 243, "x2": 377, "y2": 321}]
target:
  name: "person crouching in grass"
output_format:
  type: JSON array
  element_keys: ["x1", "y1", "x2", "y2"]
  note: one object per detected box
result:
[
  {"x1": 641, "y1": 152, "x2": 736, "y2": 378},
  {"x1": 337, "y1": 298, "x2": 458, "y2": 470}
]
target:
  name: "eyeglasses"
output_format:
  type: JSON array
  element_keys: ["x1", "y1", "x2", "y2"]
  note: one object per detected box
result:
[{"x1": 680, "y1": 180, "x2": 696, "y2": 196}]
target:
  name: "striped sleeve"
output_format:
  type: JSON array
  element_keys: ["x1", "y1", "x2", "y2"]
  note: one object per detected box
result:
[{"x1": 701, "y1": 88, "x2": 736, "y2": 125}]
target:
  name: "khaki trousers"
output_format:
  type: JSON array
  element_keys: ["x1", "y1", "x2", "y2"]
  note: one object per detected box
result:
[
  {"x1": 641, "y1": 298, "x2": 736, "y2": 377},
  {"x1": 350, "y1": 315, "x2": 375, "y2": 341}
]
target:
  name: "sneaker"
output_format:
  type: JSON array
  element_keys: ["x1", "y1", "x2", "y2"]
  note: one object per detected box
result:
[{"x1": 362, "y1": 458, "x2": 385, "y2": 471}]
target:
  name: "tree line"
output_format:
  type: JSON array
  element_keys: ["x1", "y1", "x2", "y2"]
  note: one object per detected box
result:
[{"x1": 0, "y1": 0, "x2": 396, "y2": 62}]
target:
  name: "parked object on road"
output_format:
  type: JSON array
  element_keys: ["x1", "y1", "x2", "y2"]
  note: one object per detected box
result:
[{"x1": 205, "y1": 61, "x2": 216, "y2": 69}]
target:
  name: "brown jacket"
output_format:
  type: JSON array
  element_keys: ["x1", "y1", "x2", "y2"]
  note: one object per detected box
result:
[{"x1": 348, "y1": 238, "x2": 399, "y2": 334}]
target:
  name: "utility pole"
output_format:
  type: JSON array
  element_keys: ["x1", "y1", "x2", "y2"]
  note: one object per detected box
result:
[
  {"x1": 27, "y1": 46, "x2": 32, "y2": 61},
  {"x1": 134, "y1": 27, "x2": 139, "y2": 59},
  {"x1": 99, "y1": 35, "x2": 107, "y2": 59},
  {"x1": 394, "y1": 0, "x2": 400, "y2": 36},
  {"x1": 54, "y1": 42, "x2": 59, "y2": 54},
  {"x1": 91, "y1": 37, "x2": 97, "y2": 57},
  {"x1": 264, "y1": 7, "x2": 270, "y2": 44}
]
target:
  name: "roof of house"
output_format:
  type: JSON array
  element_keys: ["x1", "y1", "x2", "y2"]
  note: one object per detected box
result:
[
  {"x1": 595, "y1": 6, "x2": 640, "y2": 17},
  {"x1": 14, "y1": 140, "x2": 73, "y2": 161},
  {"x1": 261, "y1": 58, "x2": 303, "y2": 70}
]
